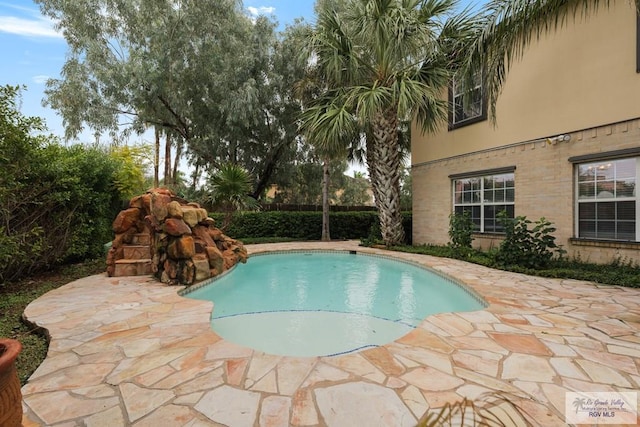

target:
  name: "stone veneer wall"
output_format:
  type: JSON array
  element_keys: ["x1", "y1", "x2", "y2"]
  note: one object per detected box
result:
[
  {"x1": 106, "y1": 188, "x2": 247, "y2": 285},
  {"x1": 412, "y1": 118, "x2": 640, "y2": 264}
]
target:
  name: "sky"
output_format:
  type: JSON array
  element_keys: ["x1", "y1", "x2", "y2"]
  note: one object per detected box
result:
[{"x1": 0, "y1": 0, "x2": 317, "y2": 143}]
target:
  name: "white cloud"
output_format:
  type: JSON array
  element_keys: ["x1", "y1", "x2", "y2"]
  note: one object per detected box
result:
[
  {"x1": 246, "y1": 6, "x2": 276, "y2": 18},
  {"x1": 33, "y1": 75, "x2": 50, "y2": 84},
  {"x1": 0, "y1": 15, "x2": 62, "y2": 38}
]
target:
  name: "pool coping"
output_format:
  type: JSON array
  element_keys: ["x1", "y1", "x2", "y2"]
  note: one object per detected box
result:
[{"x1": 20, "y1": 241, "x2": 640, "y2": 426}]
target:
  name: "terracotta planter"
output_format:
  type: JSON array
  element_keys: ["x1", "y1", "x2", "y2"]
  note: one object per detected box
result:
[{"x1": 0, "y1": 339, "x2": 23, "y2": 427}]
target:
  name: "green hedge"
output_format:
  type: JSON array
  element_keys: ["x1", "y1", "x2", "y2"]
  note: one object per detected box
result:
[
  {"x1": 0, "y1": 144, "x2": 124, "y2": 282},
  {"x1": 210, "y1": 211, "x2": 412, "y2": 243}
]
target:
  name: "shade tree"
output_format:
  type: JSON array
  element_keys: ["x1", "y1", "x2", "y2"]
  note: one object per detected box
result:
[{"x1": 36, "y1": 0, "x2": 310, "y2": 199}]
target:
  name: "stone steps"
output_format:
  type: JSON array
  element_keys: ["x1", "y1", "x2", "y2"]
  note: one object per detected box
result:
[
  {"x1": 113, "y1": 259, "x2": 153, "y2": 277},
  {"x1": 112, "y1": 232, "x2": 154, "y2": 277},
  {"x1": 131, "y1": 233, "x2": 151, "y2": 245},
  {"x1": 123, "y1": 245, "x2": 152, "y2": 260}
]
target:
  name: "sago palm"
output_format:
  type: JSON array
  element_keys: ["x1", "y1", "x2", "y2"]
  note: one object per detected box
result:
[{"x1": 302, "y1": 0, "x2": 484, "y2": 246}]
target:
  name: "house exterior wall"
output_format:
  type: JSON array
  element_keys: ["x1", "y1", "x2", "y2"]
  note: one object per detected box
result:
[
  {"x1": 413, "y1": 120, "x2": 640, "y2": 263},
  {"x1": 411, "y1": 1, "x2": 640, "y2": 264}
]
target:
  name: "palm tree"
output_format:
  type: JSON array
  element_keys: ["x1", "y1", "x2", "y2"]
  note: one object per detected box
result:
[
  {"x1": 304, "y1": 0, "x2": 638, "y2": 246},
  {"x1": 206, "y1": 163, "x2": 260, "y2": 230},
  {"x1": 296, "y1": 26, "x2": 359, "y2": 242},
  {"x1": 302, "y1": 0, "x2": 484, "y2": 246}
]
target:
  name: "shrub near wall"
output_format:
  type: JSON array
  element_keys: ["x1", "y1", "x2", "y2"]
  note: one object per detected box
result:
[{"x1": 210, "y1": 211, "x2": 412, "y2": 243}]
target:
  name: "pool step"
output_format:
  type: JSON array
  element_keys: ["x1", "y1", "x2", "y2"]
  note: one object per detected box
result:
[{"x1": 113, "y1": 259, "x2": 153, "y2": 276}]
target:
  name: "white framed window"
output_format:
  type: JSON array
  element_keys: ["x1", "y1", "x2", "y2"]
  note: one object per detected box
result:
[
  {"x1": 452, "y1": 171, "x2": 515, "y2": 233},
  {"x1": 576, "y1": 157, "x2": 638, "y2": 241},
  {"x1": 449, "y1": 73, "x2": 486, "y2": 129}
]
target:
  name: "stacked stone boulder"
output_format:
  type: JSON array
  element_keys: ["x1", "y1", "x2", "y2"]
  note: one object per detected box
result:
[{"x1": 106, "y1": 188, "x2": 247, "y2": 286}]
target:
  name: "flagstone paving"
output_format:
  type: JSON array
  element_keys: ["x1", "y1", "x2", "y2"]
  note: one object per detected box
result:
[{"x1": 20, "y1": 241, "x2": 640, "y2": 426}]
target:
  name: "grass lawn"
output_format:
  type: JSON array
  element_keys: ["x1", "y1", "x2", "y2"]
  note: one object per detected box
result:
[{"x1": 0, "y1": 259, "x2": 105, "y2": 385}]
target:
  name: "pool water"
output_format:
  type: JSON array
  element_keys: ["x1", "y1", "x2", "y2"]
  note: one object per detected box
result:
[{"x1": 184, "y1": 251, "x2": 484, "y2": 357}]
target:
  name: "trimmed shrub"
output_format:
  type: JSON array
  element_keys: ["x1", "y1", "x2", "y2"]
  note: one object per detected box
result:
[{"x1": 210, "y1": 210, "x2": 412, "y2": 243}]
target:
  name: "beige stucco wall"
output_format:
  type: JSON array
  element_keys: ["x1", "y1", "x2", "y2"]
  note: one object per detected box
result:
[
  {"x1": 412, "y1": 1, "x2": 640, "y2": 164},
  {"x1": 411, "y1": 1, "x2": 640, "y2": 264}
]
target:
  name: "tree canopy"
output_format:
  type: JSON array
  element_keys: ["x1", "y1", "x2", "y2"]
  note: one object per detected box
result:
[{"x1": 36, "y1": 0, "x2": 311, "y2": 199}]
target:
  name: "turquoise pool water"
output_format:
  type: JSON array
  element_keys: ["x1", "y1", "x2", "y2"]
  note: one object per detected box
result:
[{"x1": 184, "y1": 251, "x2": 484, "y2": 357}]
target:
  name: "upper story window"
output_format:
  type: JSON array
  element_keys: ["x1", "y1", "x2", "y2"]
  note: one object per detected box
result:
[
  {"x1": 448, "y1": 73, "x2": 487, "y2": 130},
  {"x1": 576, "y1": 157, "x2": 638, "y2": 241},
  {"x1": 452, "y1": 170, "x2": 515, "y2": 233}
]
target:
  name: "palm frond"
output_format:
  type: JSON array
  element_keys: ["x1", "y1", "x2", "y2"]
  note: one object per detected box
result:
[
  {"x1": 348, "y1": 84, "x2": 394, "y2": 122},
  {"x1": 206, "y1": 162, "x2": 258, "y2": 212},
  {"x1": 312, "y1": 6, "x2": 371, "y2": 86},
  {"x1": 416, "y1": 392, "x2": 536, "y2": 427},
  {"x1": 393, "y1": 74, "x2": 435, "y2": 119},
  {"x1": 413, "y1": 87, "x2": 449, "y2": 134},
  {"x1": 299, "y1": 91, "x2": 360, "y2": 155}
]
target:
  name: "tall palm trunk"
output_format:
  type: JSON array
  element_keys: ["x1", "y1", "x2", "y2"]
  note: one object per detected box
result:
[
  {"x1": 365, "y1": 130, "x2": 381, "y2": 206},
  {"x1": 370, "y1": 108, "x2": 405, "y2": 246},
  {"x1": 321, "y1": 157, "x2": 331, "y2": 241}
]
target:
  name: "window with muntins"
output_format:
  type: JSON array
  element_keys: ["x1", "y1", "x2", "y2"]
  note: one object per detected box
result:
[
  {"x1": 449, "y1": 73, "x2": 486, "y2": 129},
  {"x1": 453, "y1": 172, "x2": 515, "y2": 233},
  {"x1": 576, "y1": 158, "x2": 638, "y2": 241}
]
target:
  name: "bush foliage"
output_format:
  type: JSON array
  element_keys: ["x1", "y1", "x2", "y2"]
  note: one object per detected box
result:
[
  {"x1": 0, "y1": 85, "x2": 125, "y2": 283},
  {"x1": 210, "y1": 210, "x2": 412, "y2": 243},
  {"x1": 391, "y1": 243, "x2": 639, "y2": 287},
  {"x1": 494, "y1": 211, "x2": 565, "y2": 269},
  {"x1": 448, "y1": 211, "x2": 475, "y2": 256},
  {"x1": 390, "y1": 212, "x2": 639, "y2": 287}
]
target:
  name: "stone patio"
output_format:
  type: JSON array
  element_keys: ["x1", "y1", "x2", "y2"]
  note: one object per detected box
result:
[{"x1": 20, "y1": 241, "x2": 640, "y2": 426}]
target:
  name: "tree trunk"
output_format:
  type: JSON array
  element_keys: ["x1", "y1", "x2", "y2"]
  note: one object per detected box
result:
[
  {"x1": 153, "y1": 127, "x2": 160, "y2": 188},
  {"x1": 172, "y1": 138, "x2": 182, "y2": 186},
  {"x1": 251, "y1": 139, "x2": 290, "y2": 199},
  {"x1": 369, "y1": 108, "x2": 405, "y2": 246},
  {"x1": 164, "y1": 133, "x2": 172, "y2": 185},
  {"x1": 365, "y1": 129, "x2": 381, "y2": 206},
  {"x1": 321, "y1": 157, "x2": 331, "y2": 241},
  {"x1": 191, "y1": 162, "x2": 200, "y2": 190}
]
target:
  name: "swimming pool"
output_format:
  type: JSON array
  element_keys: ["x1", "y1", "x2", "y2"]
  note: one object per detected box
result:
[{"x1": 184, "y1": 251, "x2": 485, "y2": 357}]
